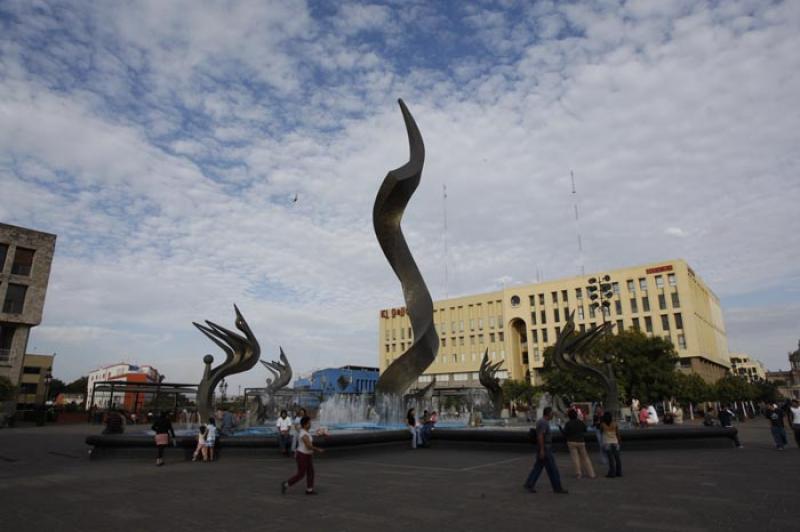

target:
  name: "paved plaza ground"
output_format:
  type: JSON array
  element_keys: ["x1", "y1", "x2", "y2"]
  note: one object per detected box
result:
[{"x1": 0, "y1": 420, "x2": 797, "y2": 532}]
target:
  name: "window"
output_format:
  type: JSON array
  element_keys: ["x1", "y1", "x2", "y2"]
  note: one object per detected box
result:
[
  {"x1": 2, "y1": 325, "x2": 17, "y2": 362},
  {"x1": 612, "y1": 282, "x2": 620, "y2": 295},
  {"x1": 400, "y1": 327, "x2": 405, "y2": 339},
  {"x1": 575, "y1": 287, "x2": 583, "y2": 300},
  {"x1": 540, "y1": 310, "x2": 547, "y2": 324},
  {"x1": 459, "y1": 337, "x2": 464, "y2": 346},
  {"x1": 661, "y1": 315, "x2": 670, "y2": 330},
  {"x1": 614, "y1": 300, "x2": 622, "y2": 315},
  {"x1": 655, "y1": 275, "x2": 664, "y2": 289},
  {"x1": 11, "y1": 248, "x2": 34, "y2": 276},
  {"x1": 644, "y1": 317, "x2": 653, "y2": 333},
  {"x1": 19, "y1": 383, "x2": 38, "y2": 394},
  {"x1": 3, "y1": 284, "x2": 27, "y2": 314},
  {"x1": 668, "y1": 273, "x2": 677, "y2": 287},
  {"x1": 531, "y1": 329, "x2": 538, "y2": 343},
  {"x1": 469, "y1": 319, "x2": 474, "y2": 330},
  {"x1": 459, "y1": 321, "x2": 464, "y2": 331},
  {"x1": 554, "y1": 326, "x2": 561, "y2": 337},
  {"x1": 522, "y1": 352, "x2": 529, "y2": 365},
  {"x1": 671, "y1": 292, "x2": 680, "y2": 308},
  {"x1": 478, "y1": 334, "x2": 484, "y2": 343},
  {"x1": 529, "y1": 295, "x2": 536, "y2": 306},
  {"x1": 632, "y1": 317, "x2": 640, "y2": 330},
  {"x1": 489, "y1": 333, "x2": 495, "y2": 343},
  {"x1": 498, "y1": 332, "x2": 504, "y2": 342},
  {"x1": 577, "y1": 307, "x2": 584, "y2": 320},
  {"x1": 478, "y1": 318, "x2": 483, "y2": 329},
  {"x1": 489, "y1": 317, "x2": 496, "y2": 328},
  {"x1": 461, "y1": 354, "x2": 465, "y2": 362},
  {"x1": 451, "y1": 321, "x2": 456, "y2": 332},
  {"x1": 542, "y1": 329, "x2": 549, "y2": 343},
  {"x1": 626, "y1": 279, "x2": 635, "y2": 293},
  {"x1": 553, "y1": 308, "x2": 560, "y2": 322},
  {"x1": 579, "y1": 323, "x2": 586, "y2": 332},
  {"x1": 642, "y1": 297, "x2": 650, "y2": 312},
  {"x1": 510, "y1": 295, "x2": 520, "y2": 307},
  {"x1": 561, "y1": 290, "x2": 568, "y2": 302},
  {"x1": 551, "y1": 292, "x2": 558, "y2": 304},
  {"x1": 616, "y1": 319, "x2": 624, "y2": 332},
  {"x1": 674, "y1": 313, "x2": 683, "y2": 329},
  {"x1": 0, "y1": 244, "x2": 8, "y2": 272},
  {"x1": 538, "y1": 294, "x2": 545, "y2": 305},
  {"x1": 630, "y1": 298, "x2": 638, "y2": 313},
  {"x1": 563, "y1": 307, "x2": 569, "y2": 321},
  {"x1": 588, "y1": 306, "x2": 596, "y2": 318},
  {"x1": 442, "y1": 338, "x2": 447, "y2": 347},
  {"x1": 658, "y1": 294, "x2": 667, "y2": 310},
  {"x1": 385, "y1": 344, "x2": 390, "y2": 352},
  {"x1": 469, "y1": 335, "x2": 475, "y2": 345},
  {"x1": 497, "y1": 316, "x2": 503, "y2": 329},
  {"x1": 531, "y1": 312, "x2": 537, "y2": 325},
  {"x1": 639, "y1": 278, "x2": 647, "y2": 292},
  {"x1": 453, "y1": 373, "x2": 469, "y2": 381},
  {"x1": 678, "y1": 334, "x2": 686, "y2": 349}
]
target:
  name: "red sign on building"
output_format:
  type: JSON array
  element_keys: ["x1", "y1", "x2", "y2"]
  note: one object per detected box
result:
[{"x1": 645, "y1": 265, "x2": 673, "y2": 275}]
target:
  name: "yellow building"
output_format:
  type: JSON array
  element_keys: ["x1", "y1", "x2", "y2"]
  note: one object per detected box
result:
[
  {"x1": 378, "y1": 259, "x2": 730, "y2": 390},
  {"x1": 729, "y1": 353, "x2": 767, "y2": 383},
  {"x1": 16, "y1": 353, "x2": 54, "y2": 407}
]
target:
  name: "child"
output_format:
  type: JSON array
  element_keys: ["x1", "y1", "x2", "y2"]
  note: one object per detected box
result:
[
  {"x1": 192, "y1": 425, "x2": 207, "y2": 461},
  {"x1": 205, "y1": 418, "x2": 217, "y2": 461}
]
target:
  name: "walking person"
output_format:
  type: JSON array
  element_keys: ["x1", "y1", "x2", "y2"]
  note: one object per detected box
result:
[
  {"x1": 407, "y1": 408, "x2": 422, "y2": 449},
  {"x1": 592, "y1": 405, "x2": 608, "y2": 466},
  {"x1": 600, "y1": 412, "x2": 622, "y2": 478},
  {"x1": 152, "y1": 411, "x2": 176, "y2": 467},
  {"x1": 281, "y1": 416, "x2": 324, "y2": 495},
  {"x1": 291, "y1": 408, "x2": 307, "y2": 454},
  {"x1": 192, "y1": 425, "x2": 208, "y2": 461},
  {"x1": 718, "y1": 404, "x2": 742, "y2": 448},
  {"x1": 276, "y1": 410, "x2": 293, "y2": 456},
  {"x1": 790, "y1": 399, "x2": 800, "y2": 449},
  {"x1": 766, "y1": 403, "x2": 788, "y2": 450},
  {"x1": 561, "y1": 409, "x2": 595, "y2": 479},
  {"x1": 205, "y1": 417, "x2": 218, "y2": 460},
  {"x1": 524, "y1": 407, "x2": 568, "y2": 494}
]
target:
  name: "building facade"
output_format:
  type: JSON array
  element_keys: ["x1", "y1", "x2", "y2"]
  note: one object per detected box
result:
[
  {"x1": 0, "y1": 223, "x2": 57, "y2": 392},
  {"x1": 86, "y1": 363, "x2": 161, "y2": 411},
  {"x1": 766, "y1": 340, "x2": 800, "y2": 400},
  {"x1": 294, "y1": 365, "x2": 379, "y2": 397},
  {"x1": 16, "y1": 353, "x2": 54, "y2": 408},
  {"x1": 729, "y1": 353, "x2": 767, "y2": 383},
  {"x1": 379, "y1": 259, "x2": 730, "y2": 390}
]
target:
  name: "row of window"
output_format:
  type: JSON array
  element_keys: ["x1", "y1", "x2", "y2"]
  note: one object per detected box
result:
[
  {"x1": 521, "y1": 273, "x2": 678, "y2": 309},
  {"x1": 417, "y1": 369, "x2": 510, "y2": 383},
  {"x1": 384, "y1": 315, "x2": 505, "y2": 340},
  {"x1": 0, "y1": 244, "x2": 35, "y2": 277},
  {"x1": 385, "y1": 331, "x2": 506, "y2": 353},
  {"x1": 529, "y1": 291, "x2": 680, "y2": 326}
]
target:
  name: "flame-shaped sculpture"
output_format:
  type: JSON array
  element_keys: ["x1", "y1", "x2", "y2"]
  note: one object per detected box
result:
[
  {"x1": 194, "y1": 305, "x2": 261, "y2": 421},
  {"x1": 374, "y1": 99, "x2": 439, "y2": 396},
  {"x1": 253, "y1": 347, "x2": 293, "y2": 423},
  {"x1": 479, "y1": 348, "x2": 505, "y2": 417},
  {"x1": 552, "y1": 311, "x2": 617, "y2": 415}
]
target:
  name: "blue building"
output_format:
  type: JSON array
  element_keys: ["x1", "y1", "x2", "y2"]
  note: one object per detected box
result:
[{"x1": 294, "y1": 365, "x2": 378, "y2": 398}]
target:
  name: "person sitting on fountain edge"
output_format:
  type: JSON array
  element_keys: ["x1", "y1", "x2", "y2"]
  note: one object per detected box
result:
[
  {"x1": 276, "y1": 410, "x2": 293, "y2": 456},
  {"x1": 407, "y1": 408, "x2": 422, "y2": 449},
  {"x1": 420, "y1": 409, "x2": 436, "y2": 447}
]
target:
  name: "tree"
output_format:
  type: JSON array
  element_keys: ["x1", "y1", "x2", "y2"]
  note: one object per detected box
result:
[
  {"x1": 48, "y1": 378, "x2": 66, "y2": 400},
  {"x1": 751, "y1": 379, "x2": 781, "y2": 403},
  {"x1": 714, "y1": 375, "x2": 754, "y2": 404},
  {"x1": 673, "y1": 372, "x2": 711, "y2": 405},
  {"x1": 65, "y1": 376, "x2": 88, "y2": 394},
  {"x1": 0, "y1": 376, "x2": 15, "y2": 402},
  {"x1": 539, "y1": 329, "x2": 679, "y2": 404},
  {"x1": 501, "y1": 379, "x2": 538, "y2": 406}
]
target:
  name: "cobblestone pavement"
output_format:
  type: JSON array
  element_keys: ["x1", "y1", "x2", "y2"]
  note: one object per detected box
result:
[{"x1": 1, "y1": 421, "x2": 797, "y2": 532}]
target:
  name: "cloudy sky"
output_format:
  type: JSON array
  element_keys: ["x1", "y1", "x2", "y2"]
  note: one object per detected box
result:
[{"x1": 1, "y1": 0, "x2": 798, "y2": 388}]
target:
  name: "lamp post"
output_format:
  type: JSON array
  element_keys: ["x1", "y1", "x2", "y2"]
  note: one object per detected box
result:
[
  {"x1": 586, "y1": 274, "x2": 620, "y2": 417},
  {"x1": 38, "y1": 369, "x2": 52, "y2": 426}
]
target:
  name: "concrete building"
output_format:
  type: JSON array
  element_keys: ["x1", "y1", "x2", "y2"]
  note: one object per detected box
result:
[
  {"x1": 16, "y1": 353, "x2": 55, "y2": 408},
  {"x1": 729, "y1": 353, "x2": 767, "y2": 383},
  {"x1": 379, "y1": 259, "x2": 730, "y2": 390},
  {"x1": 0, "y1": 223, "x2": 57, "y2": 392},
  {"x1": 766, "y1": 340, "x2": 800, "y2": 400},
  {"x1": 86, "y1": 363, "x2": 161, "y2": 411}
]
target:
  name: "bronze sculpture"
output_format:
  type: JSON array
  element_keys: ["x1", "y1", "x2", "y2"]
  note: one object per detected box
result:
[
  {"x1": 253, "y1": 347, "x2": 292, "y2": 423},
  {"x1": 552, "y1": 311, "x2": 617, "y2": 415},
  {"x1": 193, "y1": 305, "x2": 261, "y2": 421},
  {"x1": 374, "y1": 100, "x2": 439, "y2": 397},
  {"x1": 479, "y1": 348, "x2": 505, "y2": 418}
]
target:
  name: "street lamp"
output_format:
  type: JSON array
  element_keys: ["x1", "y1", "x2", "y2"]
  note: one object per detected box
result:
[{"x1": 586, "y1": 274, "x2": 613, "y2": 326}]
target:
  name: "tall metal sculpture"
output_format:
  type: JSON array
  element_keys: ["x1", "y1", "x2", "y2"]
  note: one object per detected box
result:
[
  {"x1": 194, "y1": 305, "x2": 261, "y2": 421},
  {"x1": 552, "y1": 311, "x2": 617, "y2": 415},
  {"x1": 374, "y1": 99, "x2": 439, "y2": 396},
  {"x1": 479, "y1": 348, "x2": 505, "y2": 418},
  {"x1": 254, "y1": 347, "x2": 292, "y2": 423}
]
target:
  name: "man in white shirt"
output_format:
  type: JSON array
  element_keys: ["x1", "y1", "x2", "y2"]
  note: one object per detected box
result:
[
  {"x1": 790, "y1": 399, "x2": 800, "y2": 449},
  {"x1": 276, "y1": 410, "x2": 293, "y2": 456},
  {"x1": 646, "y1": 404, "x2": 659, "y2": 425}
]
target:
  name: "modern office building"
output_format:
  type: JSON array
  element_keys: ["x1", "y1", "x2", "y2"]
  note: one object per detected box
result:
[
  {"x1": 86, "y1": 363, "x2": 161, "y2": 411},
  {"x1": 16, "y1": 353, "x2": 55, "y2": 408},
  {"x1": 0, "y1": 223, "x2": 57, "y2": 393},
  {"x1": 378, "y1": 259, "x2": 731, "y2": 390},
  {"x1": 729, "y1": 353, "x2": 767, "y2": 383}
]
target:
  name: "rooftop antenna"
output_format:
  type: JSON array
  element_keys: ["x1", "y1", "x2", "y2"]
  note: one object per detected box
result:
[
  {"x1": 442, "y1": 183, "x2": 449, "y2": 298},
  {"x1": 571, "y1": 170, "x2": 585, "y2": 276}
]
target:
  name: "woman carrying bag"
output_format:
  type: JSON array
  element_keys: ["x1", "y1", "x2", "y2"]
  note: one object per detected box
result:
[{"x1": 152, "y1": 411, "x2": 176, "y2": 467}]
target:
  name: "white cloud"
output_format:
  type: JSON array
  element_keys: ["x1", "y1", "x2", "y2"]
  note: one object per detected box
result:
[{"x1": 0, "y1": 0, "x2": 797, "y2": 386}]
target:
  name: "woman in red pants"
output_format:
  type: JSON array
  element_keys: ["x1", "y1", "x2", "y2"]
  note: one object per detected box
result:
[{"x1": 281, "y1": 416, "x2": 324, "y2": 495}]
